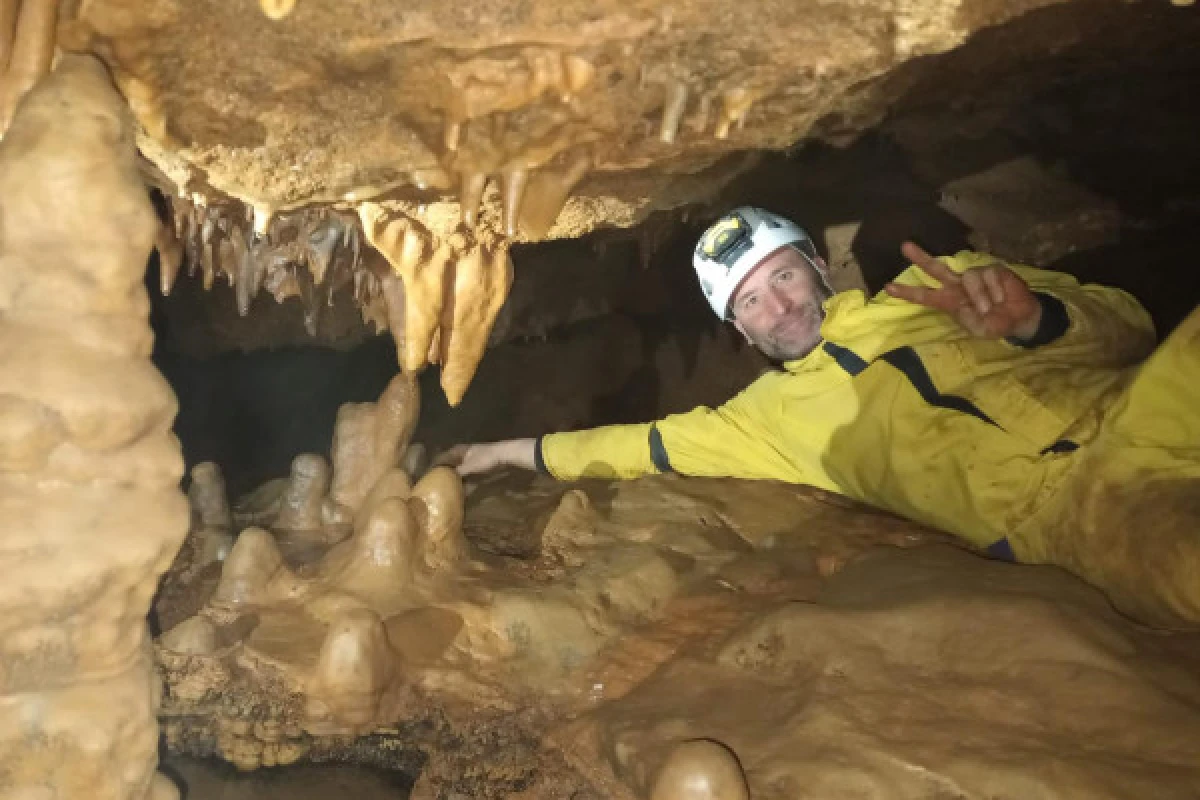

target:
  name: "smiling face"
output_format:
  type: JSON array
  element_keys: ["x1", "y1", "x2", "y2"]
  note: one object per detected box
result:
[{"x1": 729, "y1": 246, "x2": 832, "y2": 361}]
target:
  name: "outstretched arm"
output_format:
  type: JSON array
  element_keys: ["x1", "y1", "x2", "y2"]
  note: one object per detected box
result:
[
  {"x1": 438, "y1": 438, "x2": 537, "y2": 476},
  {"x1": 442, "y1": 375, "x2": 799, "y2": 484}
]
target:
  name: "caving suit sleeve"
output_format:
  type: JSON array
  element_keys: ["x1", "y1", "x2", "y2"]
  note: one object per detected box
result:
[{"x1": 538, "y1": 374, "x2": 795, "y2": 482}]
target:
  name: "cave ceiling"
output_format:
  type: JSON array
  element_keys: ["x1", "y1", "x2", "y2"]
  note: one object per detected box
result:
[{"x1": 26, "y1": 0, "x2": 1197, "y2": 401}]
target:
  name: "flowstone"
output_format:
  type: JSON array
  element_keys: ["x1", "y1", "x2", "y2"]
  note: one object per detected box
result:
[
  {"x1": 0, "y1": 56, "x2": 188, "y2": 800},
  {"x1": 158, "y1": 421, "x2": 1200, "y2": 797}
]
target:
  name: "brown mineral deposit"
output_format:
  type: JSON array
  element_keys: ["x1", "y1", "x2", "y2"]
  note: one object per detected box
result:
[
  {"x1": 276, "y1": 453, "x2": 332, "y2": 531},
  {"x1": 650, "y1": 740, "x2": 750, "y2": 800},
  {"x1": 329, "y1": 371, "x2": 419, "y2": 512},
  {"x1": 0, "y1": 55, "x2": 188, "y2": 799}
]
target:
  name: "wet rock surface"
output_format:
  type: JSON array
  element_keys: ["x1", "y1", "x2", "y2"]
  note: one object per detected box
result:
[
  {"x1": 154, "y1": 378, "x2": 1200, "y2": 797},
  {"x1": 0, "y1": 55, "x2": 189, "y2": 800}
]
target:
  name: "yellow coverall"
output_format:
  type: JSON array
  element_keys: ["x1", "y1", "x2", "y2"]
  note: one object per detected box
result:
[{"x1": 539, "y1": 253, "x2": 1200, "y2": 626}]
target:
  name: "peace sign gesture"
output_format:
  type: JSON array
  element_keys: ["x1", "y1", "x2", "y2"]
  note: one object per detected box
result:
[{"x1": 884, "y1": 242, "x2": 1044, "y2": 341}]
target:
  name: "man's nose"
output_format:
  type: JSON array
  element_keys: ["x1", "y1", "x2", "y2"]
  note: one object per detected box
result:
[{"x1": 765, "y1": 287, "x2": 793, "y2": 316}]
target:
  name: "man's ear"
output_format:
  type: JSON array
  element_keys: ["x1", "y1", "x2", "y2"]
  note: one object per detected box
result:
[{"x1": 731, "y1": 318, "x2": 755, "y2": 345}]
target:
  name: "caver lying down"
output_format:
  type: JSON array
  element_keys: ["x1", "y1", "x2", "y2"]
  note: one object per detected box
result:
[{"x1": 444, "y1": 207, "x2": 1200, "y2": 627}]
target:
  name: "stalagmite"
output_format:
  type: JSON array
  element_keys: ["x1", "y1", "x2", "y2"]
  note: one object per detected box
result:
[
  {"x1": 660, "y1": 81, "x2": 689, "y2": 144},
  {"x1": 329, "y1": 371, "x2": 420, "y2": 512},
  {"x1": 309, "y1": 608, "x2": 396, "y2": 731},
  {"x1": 160, "y1": 616, "x2": 219, "y2": 656},
  {"x1": 188, "y1": 462, "x2": 233, "y2": 529},
  {"x1": 322, "y1": 496, "x2": 420, "y2": 592},
  {"x1": 0, "y1": 0, "x2": 58, "y2": 134},
  {"x1": 649, "y1": 740, "x2": 751, "y2": 800},
  {"x1": 275, "y1": 453, "x2": 331, "y2": 531},
  {"x1": 212, "y1": 527, "x2": 291, "y2": 607},
  {"x1": 359, "y1": 466, "x2": 412, "y2": 520},
  {"x1": 438, "y1": 243, "x2": 514, "y2": 405},
  {"x1": 401, "y1": 442, "x2": 427, "y2": 480},
  {"x1": 0, "y1": 55, "x2": 188, "y2": 799},
  {"x1": 410, "y1": 466, "x2": 468, "y2": 570}
]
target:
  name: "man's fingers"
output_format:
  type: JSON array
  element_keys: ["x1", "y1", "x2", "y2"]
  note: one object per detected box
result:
[
  {"x1": 433, "y1": 444, "x2": 469, "y2": 469},
  {"x1": 901, "y1": 241, "x2": 959, "y2": 286},
  {"x1": 981, "y1": 267, "x2": 1006, "y2": 306},
  {"x1": 885, "y1": 281, "x2": 961, "y2": 312},
  {"x1": 961, "y1": 269, "x2": 992, "y2": 316}
]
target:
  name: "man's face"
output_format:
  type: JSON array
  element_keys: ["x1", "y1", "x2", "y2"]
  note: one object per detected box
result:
[{"x1": 730, "y1": 246, "x2": 832, "y2": 361}]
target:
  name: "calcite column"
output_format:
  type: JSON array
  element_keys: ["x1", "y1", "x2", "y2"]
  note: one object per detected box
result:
[{"x1": 0, "y1": 56, "x2": 188, "y2": 799}]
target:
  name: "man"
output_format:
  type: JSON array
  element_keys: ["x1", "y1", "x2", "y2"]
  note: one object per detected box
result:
[{"x1": 446, "y1": 207, "x2": 1200, "y2": 626}]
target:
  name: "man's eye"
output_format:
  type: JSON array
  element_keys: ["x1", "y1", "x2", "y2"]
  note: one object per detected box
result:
[
  {"x1": 776, "y1": 270, "x2": 795, "y2": 283},
  {"x1": 741, "y1": 295, "x2": 758, "y2": 310}
]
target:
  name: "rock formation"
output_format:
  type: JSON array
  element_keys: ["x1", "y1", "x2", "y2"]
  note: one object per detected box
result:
[
  {"x1": 0, "y1": 1, "x2": 1198, "y2": 798},
  {"x1": 0, "y1": 55, "x2": 188, "y2": 800},
  {"x1": 152, "y1": 384, "x2": 1200, "y2": 797},
  {"x1": 30, "y1": 0, "x2": 1194, "y2": 404}
]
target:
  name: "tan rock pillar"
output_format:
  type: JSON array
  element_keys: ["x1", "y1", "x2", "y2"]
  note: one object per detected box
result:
[{"x1": 0, "y1": 56, "x2": 188, "y2": 799}]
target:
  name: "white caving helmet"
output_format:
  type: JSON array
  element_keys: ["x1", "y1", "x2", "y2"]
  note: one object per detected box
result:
[{"x1": 693, "y1": 206, "x2": 823, "y2": 320}]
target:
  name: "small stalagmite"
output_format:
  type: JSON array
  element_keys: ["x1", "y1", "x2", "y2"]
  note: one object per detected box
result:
[
  {"x1": 649, "y1": 739, "x2": 751, "y2": 800},
  {"x1": 329, "y1": 370, "x2": 420, "y2": 512},
  {"x1": 189, "y1": 461, "x2": 233, "y2": 529},
  {"x1": 308, "y1": 608, "x2": 397, "y2": 731},
  {"x1": 212, "y1": 527, "x2": 291, "y2": 607},
  {"x1": 410, "y1": 466, "x2": 468, "y2": 571},
  {"x1": 321, "y1": 496, "x2": 421, "y2": 593},
  {"x1": 275, "y1": 453, "x2": 332, "y2": 532}
]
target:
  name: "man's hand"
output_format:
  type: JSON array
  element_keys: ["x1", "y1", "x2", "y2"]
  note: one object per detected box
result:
[
  {"x1": 435, "y1": 438, "x2": 537, "y2": 477},
  {"x1": 884, "y1": 242, "x2": 1043, "y2": 341}
]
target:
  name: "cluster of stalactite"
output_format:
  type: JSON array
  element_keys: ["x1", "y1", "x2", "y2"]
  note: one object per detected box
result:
[
  {"x1": 153, "y1": 192, "x2": 512, "y2": 406},
  {"x1": 154, "y1": 195, "x2": 363, "y2": 335}
]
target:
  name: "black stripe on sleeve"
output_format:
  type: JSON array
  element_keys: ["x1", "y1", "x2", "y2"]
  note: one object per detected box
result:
[
  {"x1": 533, "y1": 436, "x2": 548, "y2": 474},
  {"x1": 649, "y1": 426, "x2": 674, "y2": 473}
]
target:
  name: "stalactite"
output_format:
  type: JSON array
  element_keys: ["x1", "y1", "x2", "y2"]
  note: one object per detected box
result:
[
  {"x1": 438, "y1": 242, "x2": 513, "y2": 405},
  {"x1": 0, "y1": 0, "x2": 59, "y2": 134}
]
